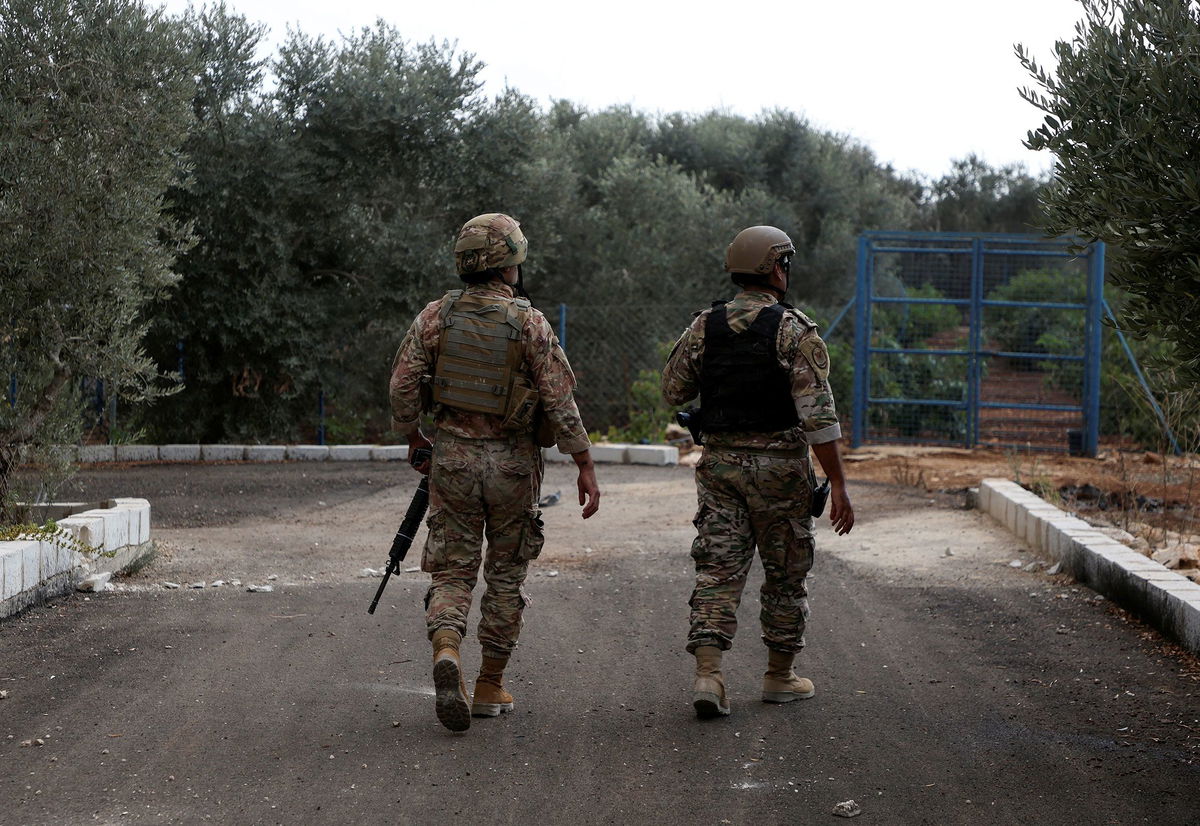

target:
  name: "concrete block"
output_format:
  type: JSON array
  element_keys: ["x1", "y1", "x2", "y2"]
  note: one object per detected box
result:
[
  {"x1": 159, "y1": 444, "x2": 201, "y2": 462},
  {"x1": 371, "y1": 445, "x2": 409, "y2": 461},
  {"x1": 245, "y1": 445, "x2": 286, "y2": 462},
  {"x1": 201, "y1": 444, "x2": 246, "y2": 462},
  {"x1": 77, "y1": 508, "x2": 129, "y2": 553},
  {"x1": 1014, "y1": 506, "x2": 1027, "y2": 540},
  {"x1": 542, "y1": 445, "x2": 574, "y2": 463},
  {"x1": 977, "y1": 482, "x2": 993, "y2": 514},
  {"x1": 286, "y1": 445, "x2": 329, "y2": 461},
  {"x1": 20, "y1": 540, "x2": 40, "y2": 589},
  {"x1": 56, "y1": 515, "x2": 105, "y2": 556},
  {"x1": 590, "y1": 444, "x2": 628, "y2": 464},
  {"x1": 1, "y1": 545, "x2": 26, "y2": 599},
  {"x1": 111, "y1": 504, "x2": 150, "y2": 545},
  {"x1": 114, "y1": 444, "x2": 159, "y2": 462},
  {"x1": 78, "y1": 445, "x2": 115, "y2": 463},
  {"x1": 40, "y1": 538, "x2": 72, "y2": 580},
  {"x1": 329, "y1": 445, "x2": 373, "y2": 461},
  {"x1": 627, "y1": 445, "x2": 679, "y2": 466}
]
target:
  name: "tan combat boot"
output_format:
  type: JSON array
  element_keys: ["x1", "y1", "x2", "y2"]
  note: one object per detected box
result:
[
  {"x1": 762, "y1": 649, "x2": 815, "y2": 703},
  {"x1": 431, "y1": 629, "x2": 471, "y2": 732},
  {"x1": 693, "y1": 645, "x2": 731, "y2": 718},
  {"x1": 471, "y1": 654, "x2": 515, "y2": 717}
]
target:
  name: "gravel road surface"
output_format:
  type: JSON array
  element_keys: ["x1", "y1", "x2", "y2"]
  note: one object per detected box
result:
[{"x1": 1, "y1": 462, "x2": 1198, "y2": 824}]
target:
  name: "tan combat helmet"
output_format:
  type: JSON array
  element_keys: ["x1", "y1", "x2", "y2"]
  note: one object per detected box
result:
[
  {"x1": 724, "y1": 226, "x2": 795, "y2": 276},
  {"x1": 454, "y1": 213, "x2": 529, "y2": 276}
]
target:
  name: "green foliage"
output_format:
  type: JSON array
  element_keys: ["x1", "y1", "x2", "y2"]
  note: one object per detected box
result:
[
  {"x1": 985, "y1": 269, "x2": 1085, "y2": 357},
  {"x1": 1019, "y1": 0, "x2": 1200, "y2": 384},
  {"x1": 0, "y1": 0, "x2": 197, "y2": 521},
  {"x1": 874, "y1": 283, "x2": 962, "y2": 349}
]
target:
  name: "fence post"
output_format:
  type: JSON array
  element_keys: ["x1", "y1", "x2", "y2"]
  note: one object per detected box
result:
[
  {"x1": 967, "y1": 237, "x2": 984, "y2": 449},
  {"x1": 177, "y1": 339, "x2": 185, "y2": 382},
  {"x1": 7, "y1": 375, "x2": 14, "y2": 411},
  {"x1": 852, "y1": 235, "x2": 870, "y2": 447},
  {"x1": 558, "y1": 303, "x2": 568, "y2": 352},
  {"x1": 1084, "y1": 244, "x2": 1105, "y2": 457},
  {"x1": 317, "y1": 389, "x2": 326, "y2": 446}
]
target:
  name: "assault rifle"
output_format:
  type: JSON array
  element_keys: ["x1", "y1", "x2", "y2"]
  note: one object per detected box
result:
[
  {"x1": 367, "y1": 448, "x2": 432, "y2": 615},
  {"x1": 675, "y1": 406, "x2": 831, "y2": 519}
]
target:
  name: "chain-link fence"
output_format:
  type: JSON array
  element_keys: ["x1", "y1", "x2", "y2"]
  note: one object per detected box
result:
[{"x1": 551, "y1": 303, "x2": 697, "y2": 436}]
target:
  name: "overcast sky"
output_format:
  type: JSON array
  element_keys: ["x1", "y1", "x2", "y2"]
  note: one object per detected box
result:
[{"x1": 158, "y1": 0, "x2": 1085, "y2": 179}]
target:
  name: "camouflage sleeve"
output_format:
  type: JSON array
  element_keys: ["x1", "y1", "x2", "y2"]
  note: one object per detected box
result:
[
  {"x1": 388, "y1": 300, "x2": 442, "y2": 435},
  {"x1": 777, "y1": 313, "x2": 842, "y2": 444},
  {"x1": 525, "y1": 311, "x2": 591, "y2": 455},
  {"x1": 661, "y1": 314, "x2": 706, "y2": 406}
]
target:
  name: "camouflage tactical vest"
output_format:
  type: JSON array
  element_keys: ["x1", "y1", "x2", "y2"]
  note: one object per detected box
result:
[{"x1": 431, "y1": 290, "x2": 538, "y2": 429}]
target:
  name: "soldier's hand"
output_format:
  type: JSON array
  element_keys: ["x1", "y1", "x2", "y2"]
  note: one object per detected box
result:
[
  {"x1": 408, "y1": 431, "x2": 433, "y2": 476},
  {"x1": 577, "y1": 465, "x2": 600, "y2": 519},
  {"x1": 829, "y1": 483, "x2": 854, "y2": 535}
]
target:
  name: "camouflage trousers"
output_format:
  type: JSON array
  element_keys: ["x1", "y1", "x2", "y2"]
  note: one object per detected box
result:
[
  {"x1": 421, "y1": 432, "x2": 545, "y2": 659},
  {"x1": 687, "y1": 448, "x2": 815, "y2": 655}
]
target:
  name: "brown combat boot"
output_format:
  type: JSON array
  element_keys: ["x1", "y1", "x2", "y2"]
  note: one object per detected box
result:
[
  {"x1": 762, "y1": 648, "x2": 815, "y2": 703},
  {"x1": 471, "y1": 654, "x2": 515, "y2": 717},
  {"x1": 431, "y1": 628, "x2": 471, "y2": 732},
  {"x1": 693, "y1": 645, "x2": 731, "y2": 718}
]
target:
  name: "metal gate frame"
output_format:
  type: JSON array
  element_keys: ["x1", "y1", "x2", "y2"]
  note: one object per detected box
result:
[{"x1": 851, "y1": 231, "x2": 1106, "y2": 456}]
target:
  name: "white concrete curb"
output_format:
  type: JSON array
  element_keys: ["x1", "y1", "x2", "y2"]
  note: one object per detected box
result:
[
  {"x1": 1, "y1": 498, "x2": 154, "y2": 620},
  {"x1": 73, "y1": 442, "x2": 685, "y2": 466},
  {"x1": 980, "y1": 478, "x2": 1200, "y2": 655}
]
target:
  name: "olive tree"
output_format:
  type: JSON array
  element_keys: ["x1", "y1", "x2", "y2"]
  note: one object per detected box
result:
[
  {"x1": 0, "y1": 0, "x2": 195, "y2": 518},
  {"x1": 1018, "y1": 0, "x2": 1200, "y2": 382}
]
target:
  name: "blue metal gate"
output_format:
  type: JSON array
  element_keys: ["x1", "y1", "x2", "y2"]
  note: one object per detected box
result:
[{"x1": 851, "y1": 232, "x2": 1105, "y2": 455}]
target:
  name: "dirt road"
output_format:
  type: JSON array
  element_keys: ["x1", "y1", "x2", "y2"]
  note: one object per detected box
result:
[{"x1": 2, "y1": 462, "x2": 1198, "y2": 824}]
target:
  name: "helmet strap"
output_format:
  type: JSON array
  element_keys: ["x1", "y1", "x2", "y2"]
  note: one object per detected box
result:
[{"x1": 515, "y1": 264, "x2": 531, "y2": 301}]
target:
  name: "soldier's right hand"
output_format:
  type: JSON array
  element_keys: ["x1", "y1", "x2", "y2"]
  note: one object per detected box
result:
[{"x1": 408, "y1": 431, "x2": 433, "y2": 476}]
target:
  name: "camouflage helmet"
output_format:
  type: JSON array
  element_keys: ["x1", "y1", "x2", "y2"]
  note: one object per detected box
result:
[
  {"x1": 454, "y1": 212, "x2": 528, "y2": 276},
  {"x1": 724, "y1": 226, "x2": 795, "y2": 276}
]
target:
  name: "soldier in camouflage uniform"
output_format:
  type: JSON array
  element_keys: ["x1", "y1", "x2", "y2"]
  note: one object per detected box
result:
[
  {"x1": 662, "y1": 225, "x2": 854, "y2": 719},
  {"x1": 390, "y1": 212, "x2": 601, "y2": 732}
]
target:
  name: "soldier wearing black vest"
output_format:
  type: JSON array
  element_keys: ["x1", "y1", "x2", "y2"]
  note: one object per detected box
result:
[{"x1": 662, "y1": 225, "x2": 854, "y2": 718}]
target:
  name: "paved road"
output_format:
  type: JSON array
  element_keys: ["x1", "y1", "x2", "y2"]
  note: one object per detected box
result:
[{"x1": 1, "y1": 463, "x2": 1198, "y2": 825}]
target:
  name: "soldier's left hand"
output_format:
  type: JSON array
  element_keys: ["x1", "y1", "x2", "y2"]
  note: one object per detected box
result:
[{"x1": 829, "y1": 485, "x2": 854, "y2": 535}]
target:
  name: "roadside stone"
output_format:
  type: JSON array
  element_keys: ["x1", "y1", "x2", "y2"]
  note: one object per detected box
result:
[
  {"x1": 114, "y1": 444, "x2": 158, "y2": 462},
  {"x1": 162, "y1": 582, "x2": 180, "y2": 590},
  {"x1": 246, "y1": 584, "x2": 274, "y2": 593},
  {"x1": 832, "y1": 800, "x2": 862, "y2": 818},
  {"x1": 188, "y1": 582, "x2": 206, "y2": 589},
  {"x1": 403, "y1": 566, "x2": 420, "y2": 573},
  {"x1": 77, "y1": 572, "x2": 112, "y2": 592},
  {"x1": 159, "y1": 444, "x2": 201, "y2": 462},
  {"x1": 244, "y1": 445, "x2": 286, "y2": 463},
  {"x1": 358, "y1": 568, "x2": 382, "y2": 578},
  {"x1": 267, "y1": 574, "x2": 278, "y2": 581},
  {"x1": 200, "y1": 445, "x2": 246, "y2": 462},
  {"x1": 211, "y1": 580, "x2": 225, "y2": 587},
  {"x1": 1047, "y1": 562, "x2": 1062, "y2": 575},
  {"x1": 1009, "y1": 559, "x2": 1023, "y2": 568},
  {"x1": 370, "y1": 445, "x2": 408, "y2": 462},
  {"x1": 286, "y1": 445, "x2": 329, "y2": 461}
]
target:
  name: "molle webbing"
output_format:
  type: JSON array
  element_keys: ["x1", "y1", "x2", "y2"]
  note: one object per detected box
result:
[
  {"x1": 699, "y1": 301, "x2": 799, "y2": 434},
  {"x1": 432, "y1": 291, "x2": 529, "y2": 417}
]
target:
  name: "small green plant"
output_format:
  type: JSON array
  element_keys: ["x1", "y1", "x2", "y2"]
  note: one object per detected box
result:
[{"x1": 0, "y1": 519, "x2": 105, "y2": 558}]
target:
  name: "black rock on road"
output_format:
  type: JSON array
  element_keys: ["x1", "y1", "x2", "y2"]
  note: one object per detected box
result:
[{"x1": 1, "y1": 462, "x2": 1198, "y2": 825}]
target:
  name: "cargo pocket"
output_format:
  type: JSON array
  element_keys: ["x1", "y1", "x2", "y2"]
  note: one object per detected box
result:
[
  {"x1": 690, "y1": 502, "x2": 717, "y2": 564},
  {"x1": 517, "y1": 508, "x2": 545, "y2": 562},
  {"x1": 785, "y1": 517, "x2": 816, "y2": 579},
  {"x1": 432, "y1": 456, "x2": 473, "y2": 502},
  {"x1": 420, "y1": 509, "x2": 448, "y2": 573}
]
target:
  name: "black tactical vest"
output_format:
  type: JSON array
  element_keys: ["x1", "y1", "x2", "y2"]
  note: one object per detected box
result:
[{"x1": 699, "y1": 301, "x2": 799, "y2": 433}]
